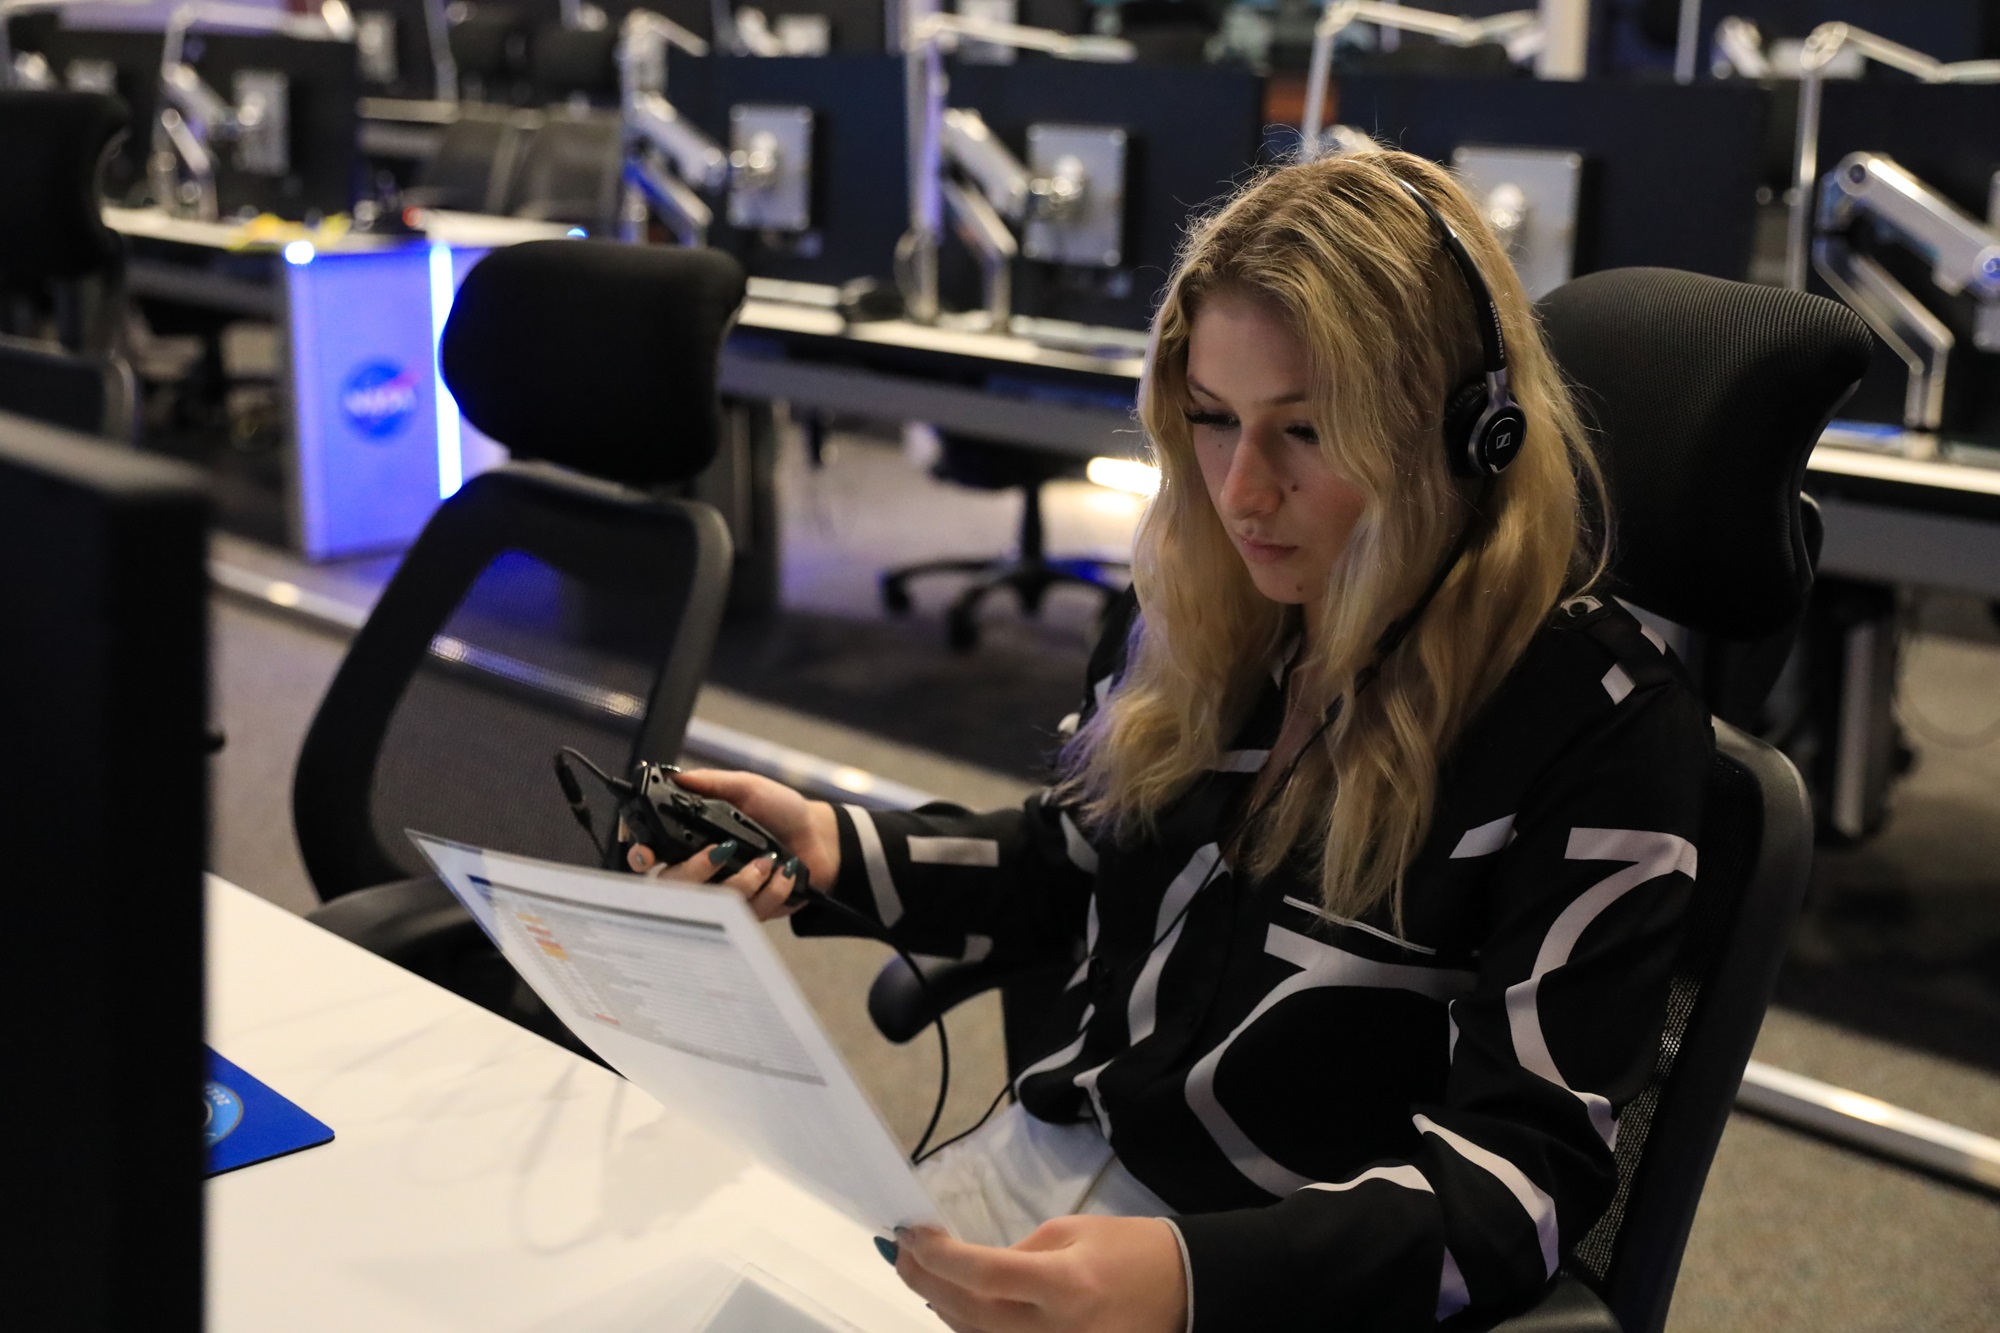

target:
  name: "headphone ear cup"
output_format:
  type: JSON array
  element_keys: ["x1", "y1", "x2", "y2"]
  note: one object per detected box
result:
[
  {"x1": 1441, "y1": 379, "x2": 1491, "y2": 477},
  {"x1": 1474, "y1": 403, "x2": 1528, "y2": 476}
]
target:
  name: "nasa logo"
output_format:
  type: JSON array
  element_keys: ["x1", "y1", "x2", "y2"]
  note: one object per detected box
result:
[
  {"x1": 203, "y1": 1080, "x2": 243, "y2": 1146},
  {"x1": 340, "y1": 361, "x2": 419, "y2": 439}
]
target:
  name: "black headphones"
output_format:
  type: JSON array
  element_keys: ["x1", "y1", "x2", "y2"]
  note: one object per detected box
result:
[{"x1": 1394, "y1": 178, "x2": 1528, "y2": 479}]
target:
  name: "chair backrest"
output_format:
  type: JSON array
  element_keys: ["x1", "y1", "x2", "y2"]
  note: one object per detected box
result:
[
  {"x1": 0, "y1": 335, "x2": 136, "y2": 442},
  {"x1": 0, "y1": 89, "x2": 129, "y2": 355},
  {"x1": 529, "y1": 24, "x2": 619, "y2": 104},
  {"x1": 1539, "y1": 267, "x2": 1873, "y2": 712},
  {"x1": 413, "y1": 105, "x2": 539, "y2": 215},
  {"x1": 441, "y1": 239, "x2": 746, "y2": 486},
  {"x1": 292, "y1": 464, "x2": 732, "y2": 897},
  {"x1": 294, "y1": 241, "x2": 748, "y2": 900},
  {"x1": 447, "y1": 3, "x2": 532, "y2": 101},
  {"x1": 0, "y1": 89, "x2": 125, "y2": 286},
  {"x1": 503, "y1": 111, "x2": 622, "y2": 230},
  {"x1": 1538, "y1": 268, "x2": 1872, "y2": 1332}
]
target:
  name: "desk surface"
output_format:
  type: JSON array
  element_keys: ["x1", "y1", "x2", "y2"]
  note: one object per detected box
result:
[
  {"x1": 106, "y1": 206, "x2": 575, "y2": 255},
  {"x1": 207, "y1": 878, "x2": 941, "y2": 1332}
]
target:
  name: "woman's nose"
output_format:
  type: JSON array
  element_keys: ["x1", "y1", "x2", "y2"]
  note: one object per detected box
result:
[{"x1": 1219, "y1": 433, "x2": 1284, "y2": 517}]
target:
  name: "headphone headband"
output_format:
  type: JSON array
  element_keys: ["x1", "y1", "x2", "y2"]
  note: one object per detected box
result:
[{"x1": 1393, "y1": 178, "x2": 1507, "y2": 380}]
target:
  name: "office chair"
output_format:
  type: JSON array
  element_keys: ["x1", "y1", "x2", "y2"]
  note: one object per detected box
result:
[
  {"x1": 448, "y1": 3, "x2": 534, "y2": 103},
  {"x1": 880, "y1": 436, "x2": 1130, "y2": 652},
  {"x1": 529, "y1": 23, "x2": 621, "y2": 106},
  {"x1": 503, "y1": 110, "x2": 624, "y2": 231},
  {"x1": 866, "y1": 268, "x2": 1873, "y2": 1332},
  {"x1": 0, "y1": 89, "x2": 131, "y2": 361},
  {"x1": 405, "y1": 104, "x2": 541, "y2": 214},
  {"x1": 0, "y1": 333, "x2": 138, "y2": 441},
  {"x1": 302, "y1": 240, "x2": 746, "y2": 1047}
]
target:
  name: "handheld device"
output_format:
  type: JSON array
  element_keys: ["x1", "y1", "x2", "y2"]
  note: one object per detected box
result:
[{"x1": 618, "y1": 760, "x2": 794, "y2": 877}]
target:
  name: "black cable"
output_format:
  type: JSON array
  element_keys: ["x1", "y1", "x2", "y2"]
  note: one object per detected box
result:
[{"x1": 914, "y1": 1072, "x2": 1014, "y2": 1166}]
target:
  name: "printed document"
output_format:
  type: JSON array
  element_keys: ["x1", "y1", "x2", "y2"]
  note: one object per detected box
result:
[{"x1": 411, "y1": 833, "x2": 945, "y2": 1237}]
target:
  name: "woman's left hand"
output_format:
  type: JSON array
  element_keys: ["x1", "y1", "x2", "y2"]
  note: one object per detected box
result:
[{"x1": 893, "y1": 1216, "x2": 1188, "y2": 1333}]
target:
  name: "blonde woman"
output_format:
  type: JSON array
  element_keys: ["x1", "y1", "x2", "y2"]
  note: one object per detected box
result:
[{"x1": 660, "y1": 150, "x2": 1710, "y2": 1331}]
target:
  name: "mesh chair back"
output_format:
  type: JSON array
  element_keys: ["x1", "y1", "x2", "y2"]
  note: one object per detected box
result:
[
  {"x1": 297, "y1": 239, "x2": 745, "y2": 900},
  {"x1": 1539, "y1": 267, "x2": 1871, "y2": 642},
  {"x1": 294, "y1": 463, "x2": 731, "y2": 898},
  {"x1": 1566, "y1": 722, "x2": 1811, "y2": 1333},
  {"x1": 1537, "y1": 269, "x2": 1864, "y2": 1331},
  {"x1": 0, "y1": 89, "x2": 126, "y2": 285},
  {"x1": 440, "y1": 240, "x2": 745, "y2": 486},
  {"x1": 0, "y1": 335, "x2": 136, "y2": 441},
  {"x1": 503, "y1": 112, "x2": 623, "y2": 229},
  {"x1": 413, "y1": 105, "x2": 537, "y2": 214}
]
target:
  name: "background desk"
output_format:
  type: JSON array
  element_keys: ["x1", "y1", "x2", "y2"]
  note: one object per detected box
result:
[{"x1": 208, "y1": 877, "x2": 941, "y2": 1331}]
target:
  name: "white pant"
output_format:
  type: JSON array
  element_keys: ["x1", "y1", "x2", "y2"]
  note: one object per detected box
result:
[{"x1": 916, "y1": 1102, "x2": 1176, "y2": 1248}]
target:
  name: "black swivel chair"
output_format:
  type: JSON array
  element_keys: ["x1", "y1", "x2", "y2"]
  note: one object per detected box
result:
[
  {"x1": 866, "y1": 268, "x2": 1873, "y2": 1333},
  {"x1": 303, "y1": 241, "x2": 746, "y2": 1043},
  {"x1": 503, "y1": 110, "x2": 624, "y2": 232},
  {"x1": 406, "y1": 104, "x2": 541, "y2": 214},
  {"x1": 0, "y1": 89, "x2": 137, "y2": 436},
  {"x1": 881, "y1": 436, "x2": 1131, "y2": 652}
]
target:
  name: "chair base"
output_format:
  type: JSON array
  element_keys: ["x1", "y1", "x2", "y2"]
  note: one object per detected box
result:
[{"x1": 881, "y1": 556, "x2": 1129, "y2": 651}]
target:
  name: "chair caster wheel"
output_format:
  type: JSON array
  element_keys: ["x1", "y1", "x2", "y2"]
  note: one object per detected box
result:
[
  {"x1": 946, "y1": 608, "x2": 980, "y2": 652},
  {"x1": 882, "y1": 578, "x2": 912, "y2": 614}
]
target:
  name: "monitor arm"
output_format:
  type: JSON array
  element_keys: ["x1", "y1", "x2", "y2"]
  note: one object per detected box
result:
[
  {"x1": 1812, "y1": 152, "x2": 2000, "y2": 430},
  {"x1": 153, "y1": 0, "x2": 354, "y2": 220},
  {"x1": 1708, "y1": 16, "x2": 1770, "y2": 79},
  {"x1": 617, "y1": 9, "x2": 723, "y2": 245},
  {"x1": 1786, "y1": 22, "x2": 2000, "y2": 291},
  {"x1": 901, "y1": 7, "x2": 1131, "y2": 325},
  {"x1": 1300, "y1": 2, "x2": 1540, "y2": 159}
]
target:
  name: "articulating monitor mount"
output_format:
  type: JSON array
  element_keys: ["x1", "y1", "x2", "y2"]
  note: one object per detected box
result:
[
  {"x1": 899, "y1": 7, "x2": 1131, "y2": 327},
  {"x1": 151, "y1": 0, "x2": 356, "y2": 221}
]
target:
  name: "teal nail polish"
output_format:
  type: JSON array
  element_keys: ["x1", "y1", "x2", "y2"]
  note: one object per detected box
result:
[
  {"x1": 708, "y1": 840, "x2": 739, "y2": 865},
  {"x1": 782, "y1": 856, "x2": 803, "y2": 880},
  {"x1": 874, "y1": 1236, "x2": 898, "y2": 1265}
]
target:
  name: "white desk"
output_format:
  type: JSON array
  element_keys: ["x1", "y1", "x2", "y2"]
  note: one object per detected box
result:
[{"x1": 207, "y1": 878, "x2": 942, "y2": 1332}]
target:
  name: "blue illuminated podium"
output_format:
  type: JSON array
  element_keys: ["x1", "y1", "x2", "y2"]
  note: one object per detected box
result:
[{"x1": 109, "y1": 207, "x2": 574, "y2": 560}]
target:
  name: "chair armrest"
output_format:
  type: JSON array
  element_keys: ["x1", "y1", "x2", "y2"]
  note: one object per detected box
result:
[
  {"x1": 868, "y1": 953, "x2": 1045, "y2": 1044},
  {"x1": 306, "y1": 875, "x2": 486, "y2": 975},
  {"x1": 1482, "y1": 1275, "x2": 1622, "y2": 1333}
]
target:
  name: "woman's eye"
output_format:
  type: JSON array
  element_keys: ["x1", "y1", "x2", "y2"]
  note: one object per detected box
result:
[
  {"x1": 1286, "y1": 423, "x2": 1321, "y2": 444},
  {"x1": 1183, "y1": 409, "x2": 1235, "y2": 430}
]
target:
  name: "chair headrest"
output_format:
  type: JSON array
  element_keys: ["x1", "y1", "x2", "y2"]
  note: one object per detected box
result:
[
  {"x1": 1539, "y1": 267, "x2": 1872, "y2": 640},
  {"x1": 440, "y1": 240, "x2": 747, "y2": 487},
  {"x1": 0, "y1": 91, "x2": 127, "y2": 282}
]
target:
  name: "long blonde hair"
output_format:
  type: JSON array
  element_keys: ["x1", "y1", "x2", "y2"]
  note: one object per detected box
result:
[{"x1": 1059, "y1": 148, "x2": 1607, "y2": 928}]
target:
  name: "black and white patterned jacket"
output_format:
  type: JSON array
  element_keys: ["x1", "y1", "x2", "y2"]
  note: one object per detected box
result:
[{"x1": 795, "y1": 590, "x2": 1711, "y2": 1330}]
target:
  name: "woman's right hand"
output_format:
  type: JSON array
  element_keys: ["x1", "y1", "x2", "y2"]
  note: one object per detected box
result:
[{"x1": 654, "y1": 769, "x2": 841, "y2": 907}]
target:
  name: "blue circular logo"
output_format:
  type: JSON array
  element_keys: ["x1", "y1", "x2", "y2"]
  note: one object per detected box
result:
[
  {"x1": 204, "y1": 1081, "x2": 243, "y2": 1146},
  {"x1": 339, "y1": 361, "x2": 420, "y2": 439}
]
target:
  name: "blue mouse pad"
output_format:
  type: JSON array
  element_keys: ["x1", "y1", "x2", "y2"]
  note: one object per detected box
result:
[{"x1": 205, "y1": 1048, "x2": 334, "y2": 1176}]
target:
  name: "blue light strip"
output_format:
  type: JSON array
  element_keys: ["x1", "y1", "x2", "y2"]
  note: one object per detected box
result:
[{"x1": 427, "y1": 243, "x2": 464, "y2": 499}]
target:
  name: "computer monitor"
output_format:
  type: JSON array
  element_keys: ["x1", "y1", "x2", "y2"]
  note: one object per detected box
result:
[
  {"x1": 1811, "y1": 81, "x2": 2000, "y2": 438},
  {"x1": 1328, "y1": 76, "x2": 1777, "y2": 284},
  {"x1": 0, "y1": 411, "x2": 208, "y2": 1330},
  {"x1": 943, "y1": 59, "x2": 1267, "y2": 329},
  {"x1": 180, "y1": 29, "x2": 361, "y2": 220},
  {"x1": 27, "y1": 26, "x2": 166, "y2": 204},
  {"x1": 675, "y1": 53, "x2": 910, "y2": 288}
]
